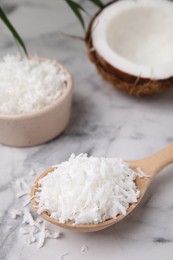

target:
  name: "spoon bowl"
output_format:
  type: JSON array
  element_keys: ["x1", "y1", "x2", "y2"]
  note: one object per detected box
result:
[{"x1": 30, "y1": 144, "x2": 173, "y2": 232}]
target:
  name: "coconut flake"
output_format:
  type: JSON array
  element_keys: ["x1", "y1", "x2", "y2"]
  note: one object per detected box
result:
[
  {"x1": 37, "y1": 222, "x2": 46, "y2": 248},
  {"x1": 60, "y1": 253, "x2": 69, "y2": 260},
  {"x1": 29, "y1": 169, "x2": 36, "y2": 177},
  {"x1": 12, "y1": 172, "x2": 63, "y2": 249},
  {"x1": 36, "y1": 154, "x2": 141, "y2": 225},
  {"x1": 45, "y1": 229, "x2": 61, "y2": 239},
  {"x1": 10, "y1": 209, "x2": 22, "y2": 219},
  {"x1": 37, "y1": 221, "x2": 62, "y2": 248},
  {"x1": 36, "y1": 218, "x2": 43, "y2": 224},
  {"x1": 22, "y1": 224, "x2": 37, "y2": 245},
  {"x1": 23, "y1": 208, "x2": 34, "y2": 226},
  {"x1": 19, "y1": 226, "x2": 29, "y2": 235},
  {"x1": 25, "y1": 232, "x2": 36, "y2": 245},
  {"x1": 23, "y1": 196, "x2": 35, "y2": 207},
  {"x1": 15, "y1": 178, "x2": 29, "y2": 198},
  {"x1": 81, "y1": 245, "x2": 88, "y2": 254}
]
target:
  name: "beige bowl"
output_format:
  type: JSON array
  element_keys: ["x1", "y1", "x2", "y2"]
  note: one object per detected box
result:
[{"x1": 0, "y1": 63, "x2": 73, "y2": 147}]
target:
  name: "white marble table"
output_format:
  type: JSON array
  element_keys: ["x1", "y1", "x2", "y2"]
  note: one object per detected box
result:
[{"x1": 1, "y1": 1, "x2": 173, "y2": 259}]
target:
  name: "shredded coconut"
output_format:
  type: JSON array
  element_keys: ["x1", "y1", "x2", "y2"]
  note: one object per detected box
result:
[
  {"x1": 36, "y1": 154, "x2": 141, "y2": 225},
  {"x1": 37, "y1": 222, "x2": 62, "y2": 248},
  {"x1": 36, "y1": 218, "x2": 43, "y2": 224},
  {"x1": 11, "y1": 170, "x2": 63, "y2": 250},
  {"x1": 19, "y1": 226, "x2": 29, "y2": 235},
  {"x1": 29, "y1": 169, "x2": 36, "y2": 177},
  {"x1": 10, "y1": 209, "x2": 22, "y2": 219},
  {"x1": 23, "y1": 208, "x2": 35, "y2": 226},
  {"x1": 23, "y1": 196, "x2": 35, "y2": 207},
  {"x1": 15, "y1": 178, "x2": 29, "y2": 198},
  {"x1": 25, "y1": 231, "x2": 36, "y2": 245},
  {"x1": 0, "y1": 54, "x2": 67, "y2": 115},
  {"x1": 81, "y1": 245, "x2": 88, "y2": 254},
  {"x1": 37, "y1": 222, "x2": 46, "y2": 248},
  {"x1": 60, "y1": 253, "x2": 69, "y2": 260},
  {"x1": 19, "y1": 207, "x2": 62, "y2": 248}
]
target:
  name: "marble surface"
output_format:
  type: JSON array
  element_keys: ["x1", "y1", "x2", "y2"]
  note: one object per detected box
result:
[{"x1": 1, "y1": 0, "x2": 173, "y2": 259}]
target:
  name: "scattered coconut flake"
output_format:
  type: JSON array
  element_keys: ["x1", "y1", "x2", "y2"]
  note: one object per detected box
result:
[
  {"x1": 16, "y1": 191, "x2": 29, "y2": 199},
  {"x1": 0, "y1": 54, "x2": 68, "y2": 115},
  {"x1": 23, "y1": 208, "x2": 34, "y2": 226},
  {"x1": 16, "y1": 178, "x2": 29, "y2": 190},
  {"x1": 21, "y1": 223, "x2": 37, "y2": 245},
  {"x1": 36, "y1": 154, "x2": 141, "y2": 224},
  {"x1": 36, "y1": 218, "x2": 43, "y2": 224},
  {"x1": 81, "y1": 245, "x2": 88, "y2": 254},
  {"x1": 11, "y1": 170, "x2": 63, "y2": 249},
  {"x1": 19, "y1": 226, "x2": 29, "y2": 235},
  {"x1": 33, "y1": 220, "x2": 42, "y2": 231},
  {"x1": 25, "y1": 232, "x2": 36, "y2": 245},
  {"x1": 10, "y1": 209, "x2": 22, "y2": 219},
  {"x1": 29, "y1": 169, "x2": 36, "y2": 177},
  {"x1": 60, "y1": 253, "x2": 69, "y2": 260},
  {"x1": 37, "y1": 222, "x2": 62, "y2": 248},
  {"x1": 37, "y1": 222, "x2": 46, "y2": 248},
  {"x1": 15, "y1": 178, "x2": 29, "y2": 198},
  {"x1": 45, "y1": 229, "x2": 61, "y2": 239},
  {"x1": 23, "y1": 196, "x2": 35, "y2": 207},
  {"x1": 32, "y1": 225, "x2": 40, "y2": 234}
]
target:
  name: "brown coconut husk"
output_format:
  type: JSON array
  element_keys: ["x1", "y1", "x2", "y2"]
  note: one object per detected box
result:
[{"x1": 85, "y1": 1, "x2": 173, "y2": 96}]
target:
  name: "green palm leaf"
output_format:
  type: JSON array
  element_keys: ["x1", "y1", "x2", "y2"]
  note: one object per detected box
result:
[
  {"x1": 0, "y1": 6, "x2": 28, "y2": 56},
  {"x1": 88, "y1": 0, "x2": 103, "y2": 7},
  {"x1": 64, "y1": 0, "x2": 86, "y2": 30},
  {"x1": 64, "y1": 0, "x2": 103, "y2": 31}
]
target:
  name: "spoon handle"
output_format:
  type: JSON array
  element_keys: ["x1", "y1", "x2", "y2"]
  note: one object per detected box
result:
[{"x1": 135, "y1": 144, "x2": 173, "y2": 177}]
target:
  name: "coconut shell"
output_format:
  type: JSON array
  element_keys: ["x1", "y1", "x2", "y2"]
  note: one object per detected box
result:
[{"x1": 85, "y1": 1, "x2": 173, "y2": 96}]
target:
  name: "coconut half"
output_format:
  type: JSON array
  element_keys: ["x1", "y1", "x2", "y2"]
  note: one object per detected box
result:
[{"x1": 86, "y1": 0, "x2": 173, "y2": 96}]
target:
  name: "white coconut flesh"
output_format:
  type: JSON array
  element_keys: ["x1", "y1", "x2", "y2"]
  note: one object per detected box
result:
[{"x1": 92, "y1": 0, "x2": 173, "y2": 79}]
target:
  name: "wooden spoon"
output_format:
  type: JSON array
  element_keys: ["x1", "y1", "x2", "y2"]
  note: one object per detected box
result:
[{"x1": 30, "y1": 144, "x2": 173, "y2": 232}]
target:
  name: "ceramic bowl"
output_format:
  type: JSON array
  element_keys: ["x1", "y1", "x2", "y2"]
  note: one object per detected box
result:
[{"x1": 0, "y1": 62, "x2": 73, "y2": 147}]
